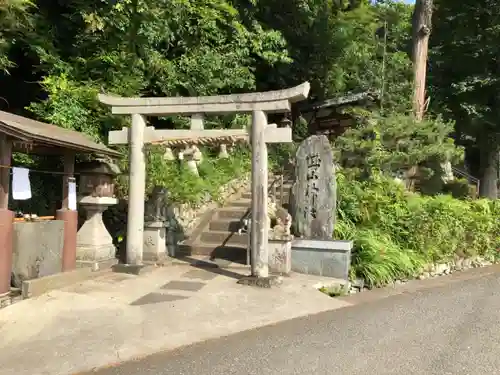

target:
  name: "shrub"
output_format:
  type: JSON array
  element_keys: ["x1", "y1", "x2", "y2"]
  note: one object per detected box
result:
[
  {"x1": 334, "y1": 112, "x2": 464, "y2": 179},
  {"x1": 442, "y1": 178, "x2": 476, "y2": 199},
  {"x1": 115, "y1": 144, "x2": 252, "y2": 205},
  {"x1": 336, "y1": 171, "x2": 500, "y2": 286}
]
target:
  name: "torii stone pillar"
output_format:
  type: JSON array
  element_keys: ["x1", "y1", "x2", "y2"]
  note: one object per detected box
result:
[
  {"x1": 127, "y1": 114, "x2": 147, "y2": 266},
  {"x1": 98, "y1": 83, "x2": 310, "y2": 281},
  {"x1": 251, "y1": 110, "x2": 269, "y2": 278}
]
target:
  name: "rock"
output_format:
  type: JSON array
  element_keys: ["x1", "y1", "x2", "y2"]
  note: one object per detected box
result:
[
  {"x1": 0, "y1": 296, "x2": 13, "y2": 308},
  {"x1": 425, "y1": 263, "x2": 436, "y2": 273},
  {"x1": 352, "y1": 278, "x2": 365, "y2": 290},
  {"x1": 454, "y1": 257, "x2": 464, "y2": 269},
  {"x1": 237, "y1": 275, "x2": 282, "y2": 288},
  {"x1": 434, "y1": 263, "x2": 450, "y2": 275}
]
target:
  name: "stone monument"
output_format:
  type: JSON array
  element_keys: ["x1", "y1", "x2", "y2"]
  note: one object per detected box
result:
[
  {"x1": 290, "y1": 135, "x2": 335, "y2": 239},
  {"x1": 289, "y1": 136, "x2": 352, "y2": 281},
  {"x1": 76, "y1": 159, "x2": 120, "y2": 270},
  {"x1": 143, "y1": 186, "x2": 169, "y2": 264}
]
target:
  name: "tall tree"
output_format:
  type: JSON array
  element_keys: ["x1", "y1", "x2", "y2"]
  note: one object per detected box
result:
[
  {"x1": 411, "y1": 0, "x2": 432, "y2": 120},
  {"x1": 246, "y1": 0, "x2": 413, "y2": 108},
  {"x1": 430, "y1": 0, "x2": 500, "y2": 198}
]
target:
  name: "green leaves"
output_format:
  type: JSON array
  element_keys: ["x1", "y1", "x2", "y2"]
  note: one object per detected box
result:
[
  {"x1": 0, "y1": 0, "x2": 34, "y2": 73},
  {"x1": 335, "y1": 112, "x2": 464, "y2": 176},
  {"x1": 429, "y1": 0, "x2": 500, "y2": 197},
  {"x1": 336, "y1": 172, "x2": 500, "y2": 286},
  {"x1": 114, "y1": 144, "x2": 252, "y2": 205},
  {"x1": 17, "y1": 0, "x2": 290, "y2": 137}
]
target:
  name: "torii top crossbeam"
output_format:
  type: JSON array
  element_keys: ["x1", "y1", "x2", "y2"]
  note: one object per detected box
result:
[{"x1": 98, "y1": 82, "x2": 310, "y2": 115}]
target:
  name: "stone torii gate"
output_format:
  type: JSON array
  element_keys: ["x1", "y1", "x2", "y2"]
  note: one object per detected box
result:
[{"x1": 98, "y1": 82, "x2": 310, "y2": 281}]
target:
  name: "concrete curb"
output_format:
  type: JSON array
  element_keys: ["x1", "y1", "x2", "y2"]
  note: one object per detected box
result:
[{"x1": 22, "y1": 267, "x2": 97, "y2": 299}]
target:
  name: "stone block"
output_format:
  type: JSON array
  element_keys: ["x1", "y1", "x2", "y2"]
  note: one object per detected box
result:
[
  {"x1": 12, "y1": 221, "x2": 64, "y2": 288},
  {"x1": 291, "y1": 239, "x2": 352, "y2": 280},
  {"x1": 143, "y1": 221, "x2": 167, "y2": 263},
  {"x1": 268, "y1": 238, "x2": 292, "y2": 275},
  {"x1": 76, "y1": 258, "x2": 118, "y2": 272},
  {"x1": 21, "y1": 267, "x2": 94, "y2": 299}
]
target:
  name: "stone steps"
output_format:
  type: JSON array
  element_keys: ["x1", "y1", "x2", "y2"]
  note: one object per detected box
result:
[
  {"x1": 182, "y1": 176, "x2": 293, "y2": 263},
  {"x1": 209, "y1": 219, "x2": 243, "y2": 232},
  {"x1": 228, "y1": 199, "x2": 252, "y2": 207},
  {"x1": 178, "y1": 243, "x2": 247, "y2": 260},
  {"x1": 241, "y1": 191, "x2": 291, "y2": 201},
  {"x1": 200, "y1": 231, "x2": 248, "y2": 246},
  {"x1": 218, "y1": 207, "x2": 250, "y2": 219}
]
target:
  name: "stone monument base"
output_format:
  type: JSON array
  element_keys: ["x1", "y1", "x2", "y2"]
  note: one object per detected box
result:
[
  {"x1": 77, "y1": 196, "x2": 118, "y2": 269},
  {"x1": 77, "y1": 243, "x2": 116, "y2": 263},
  {"x1": 76, "y1": 257, "x2": 118, "y2": 272},
  {"x1": 291, "y1": 239, "x2": 353, "y2": 280}
]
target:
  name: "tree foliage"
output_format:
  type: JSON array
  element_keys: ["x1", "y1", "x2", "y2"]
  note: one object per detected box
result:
[
  {"x1": 430, "y1": 0, "x2": 500, "y2": 197},
  {"x1": 335, "y1": 112, "x2": 463, "y2": 178},
  {"x1": 0, "y1": 0, "x2": 494, "y2": 203}
]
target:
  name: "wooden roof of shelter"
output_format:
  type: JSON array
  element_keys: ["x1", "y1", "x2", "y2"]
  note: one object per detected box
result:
[
  {"x1": 298, "y1": 91, "x2": 380, "y2": 113},
  {"x1": 0, "y1": 110, "x2": 121, "y2": 157}
]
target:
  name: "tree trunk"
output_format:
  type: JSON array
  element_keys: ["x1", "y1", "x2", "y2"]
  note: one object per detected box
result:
[
  {"x1": 479, "y1": 148, "x2": 499, "y2": 199},
  {"x1": 412, "y1": 0, "x2": 433, "y2": 120},
  {"x1": 410, "y1": 0, "x2": 439, "y2": 188}
]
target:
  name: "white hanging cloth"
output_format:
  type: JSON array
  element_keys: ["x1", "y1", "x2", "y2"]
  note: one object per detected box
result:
[
  {"x1": 68, "y1": 180, "x2": 77, "y2": 210},
  {"x1": 12, "y1": 167, "x2": 32, "y2": 200}
]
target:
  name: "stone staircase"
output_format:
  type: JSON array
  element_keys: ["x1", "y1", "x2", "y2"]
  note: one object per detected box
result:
[{"x1": 178, "y1": 179, "x2": 293, "y2": 264}]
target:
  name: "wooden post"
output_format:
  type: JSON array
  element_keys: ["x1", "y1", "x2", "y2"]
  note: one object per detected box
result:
[
  {"x1": 0, "y1": 134, "x2": 13, "y2": 295},
  {"x1": 251, "y1": 110, "x2": 269, "y2": 278},
  {"x1": 0, "y1": 134, "x2": 11, "y2": 209},
  {"x1": 126, "y1": 113, "x2": 147, "y2": 265},
  {"x1": 56, "y1": 152, "x2": 78, "y2": 271}
]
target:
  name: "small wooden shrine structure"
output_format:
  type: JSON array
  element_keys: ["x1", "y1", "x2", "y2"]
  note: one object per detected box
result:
[
  {"x1": 294, "y1": 91, "x2": 379, "y2": 140},
  {"x1": 0, "y1": 110, "x2": 120, "y2": 296}
]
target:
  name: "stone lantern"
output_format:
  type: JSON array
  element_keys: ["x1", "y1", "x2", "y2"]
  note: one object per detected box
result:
[{"x1": 76, "y1": 159, "x2": 120, "y2": 270}]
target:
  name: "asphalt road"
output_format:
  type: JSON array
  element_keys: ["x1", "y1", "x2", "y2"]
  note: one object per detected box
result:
[{"x1": 88, "y1": 269, "x2": 500, "y2": 375}]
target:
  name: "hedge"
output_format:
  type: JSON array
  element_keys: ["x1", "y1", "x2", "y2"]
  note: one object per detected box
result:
[{"x1": 335, "y1": 172, "x2": 500, "y2": 287}]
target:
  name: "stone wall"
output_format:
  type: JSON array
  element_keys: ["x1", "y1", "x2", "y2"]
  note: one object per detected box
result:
[
  {"x1": 320, "y1": 254, "x2": 498, "y2": 297},
  {"x1": 171, "y1": 173, "x2": 251, "y2": 233}
]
